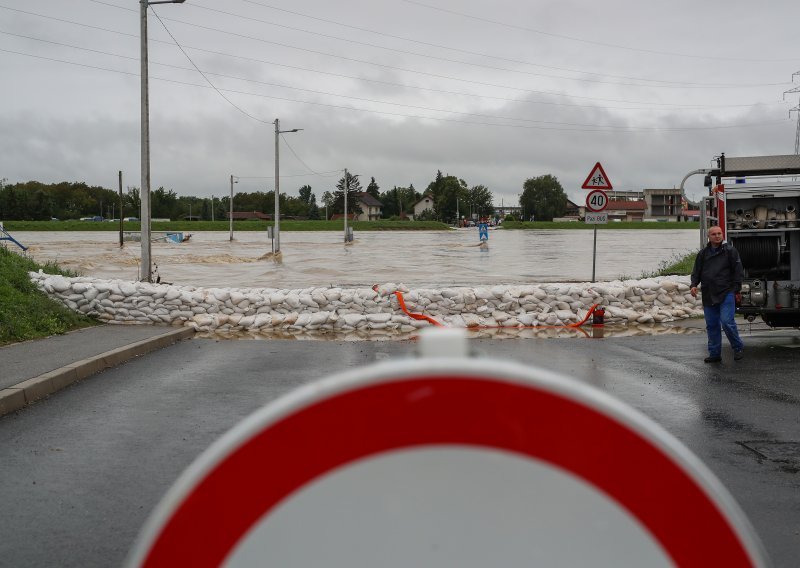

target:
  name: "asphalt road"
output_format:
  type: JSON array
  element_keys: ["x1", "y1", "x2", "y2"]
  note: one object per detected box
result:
[{"x1": 1, "y1": 329, "x2": 799, "y2": 567}]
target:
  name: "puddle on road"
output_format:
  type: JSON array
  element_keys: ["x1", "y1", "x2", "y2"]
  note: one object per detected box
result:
[{"x1": 193, "y1": 321, "x2": 705, "y2": 342}]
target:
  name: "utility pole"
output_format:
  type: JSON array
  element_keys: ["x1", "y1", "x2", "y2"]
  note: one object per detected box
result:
[
  {"x1": 274, "y1": 119, "x2": 281, "y2": 254},
  {"x1": 140, "y1": 0, "x2": 186, "y2": 281},
  {"x1": 785, "y1": 72, "x2": 800, "y2": 154},
  {"x1": 229, "y1": 175, "x2": 236, "y2": 241},
  {"x1": 211, "y1": 195, "x2": 214, "y2": 222},
  {"x1": 118, "y1": 170, "x2": 124, "y2": 247},
  {"x1": 344, "y1": 168, "x2": 349, "y2": 243},
  {"x1": 273, "y1": 118, "x2": 303, "y2": 254},
  {"x1": 140, "y1": 0, "x2": 150, "y2": 280}
]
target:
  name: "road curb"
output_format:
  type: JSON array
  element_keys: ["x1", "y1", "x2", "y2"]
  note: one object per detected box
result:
[{"x1": 0, "y1": 327, "x2": 195, "y2": 418}]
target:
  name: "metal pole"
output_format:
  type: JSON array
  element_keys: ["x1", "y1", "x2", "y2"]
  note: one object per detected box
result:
[
  {"x1": 211, "y1": 195, "x2": 214, "y2": 222},
  {"x1": 343, "y1": 168, "x2": 348, "y2": 243},
  {"x1": 118, "y1": 170, "x2": 123, "y2": 248},
  {"x1": 591, "y1": 224, "x2": 598, "y2": 282},
  {"x1": 229, "y1": 175, "x2": 234, "y2": 241},
  {"x1": 274, "y1": 118, "x2": 281, "y2": 253},
  {"x1": 140, "y1": 0, "x2": 152, "y2": 281}
]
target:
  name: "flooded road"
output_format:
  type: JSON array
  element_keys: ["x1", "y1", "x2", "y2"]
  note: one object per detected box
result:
[{"x1": 16, "y1": 229, "x2": 700, "y2": 289}]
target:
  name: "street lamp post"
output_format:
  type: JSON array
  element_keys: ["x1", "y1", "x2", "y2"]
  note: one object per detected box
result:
[
  {"x1": 229, "y1": 174, "x2": 238, "y2": 241},
  {"x1": 140, "y1": 0, "x2": 186, "y2": 282},
  {"x1": 344, "y1": 168, "x2": 349, "y2": 243},
  {"x1": 273, "y1": 118, "x2": 302, "y2": 254},
  {"x1": 343, "y1": 169, "x2": 357, "y2": 243}
]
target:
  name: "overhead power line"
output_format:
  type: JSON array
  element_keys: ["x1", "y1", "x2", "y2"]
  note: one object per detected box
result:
[
  {"x1": 88, "y1": 0, "x2": 788, "y2": 89},
  {"x1": 173, "y1": 1, "x2": 783, "y2": 89},
  {"x1": 401, "y1": 0, "x2": 800, "y2": 63},
  {"x1": 234, "y1": 0, "x2": 788, "y2": 88},
  {"x1": 151, "y1": 7, "x2": 340, "y2": 179},
  {"x1": 280, "y1": 134, "x2": 342, "y2": 177},
  {"x1": 149, "y1": 7, "x2": 269, "y2": 124},
  {"x1": 5, "y1": 30, "x2": 784, "y2": 119},
  {"x1": 0, "y1": 5, "x2": 784, "y2": 109},
  {"x1": 1, "y1": 47, "x2": 790, "y2": 133}
]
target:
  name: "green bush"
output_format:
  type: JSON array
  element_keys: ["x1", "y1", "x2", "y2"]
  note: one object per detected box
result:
[
  {"x1": 647, "y1": 251, "x2": 697, "y2": 277},
  {"x1": 0, "y1": 247, "x2": 96, "y2": 344}
]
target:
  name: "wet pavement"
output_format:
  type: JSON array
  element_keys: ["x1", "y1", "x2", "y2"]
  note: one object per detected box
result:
[
  {"x1": 0, "y1": 324, "x2": 177, "y2": 390},
  {"x1": 0, "y1": 326, "x2": 798, "y2": 566}
]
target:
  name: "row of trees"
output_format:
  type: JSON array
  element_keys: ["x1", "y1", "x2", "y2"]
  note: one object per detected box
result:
[{"x1": 0, "y1": 173, "x2": 569, "y2": 222}]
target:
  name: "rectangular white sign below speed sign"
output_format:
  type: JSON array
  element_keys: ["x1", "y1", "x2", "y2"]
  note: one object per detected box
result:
[{"x1": 585, "y1": 212, "x2": 608, "y2": 224}]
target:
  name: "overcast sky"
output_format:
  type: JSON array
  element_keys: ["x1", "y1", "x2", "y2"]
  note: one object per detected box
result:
[{"x1": 2, "y1": 0, "x2": 799, "y2": 207}]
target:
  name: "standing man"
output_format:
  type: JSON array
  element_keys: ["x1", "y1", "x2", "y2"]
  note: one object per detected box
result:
[{"x1": 690, "y1": 225, "x2": 745, "y2": 363}]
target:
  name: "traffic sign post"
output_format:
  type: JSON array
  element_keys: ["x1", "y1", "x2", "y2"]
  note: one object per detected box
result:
[
  {"x1": 126, "y1": 331, "x2": 767, "y2": 568},
  {"x1": 584, "y1": 184, "x2": 610, "y2": 282}
]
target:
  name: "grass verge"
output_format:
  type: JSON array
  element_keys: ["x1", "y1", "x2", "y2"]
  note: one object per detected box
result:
[{"x1": 0, "y1": 247, "x2": 97, "y2": 345}]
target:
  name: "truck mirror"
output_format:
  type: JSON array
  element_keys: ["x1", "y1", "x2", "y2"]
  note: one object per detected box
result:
[{"x1": 703, "y1": 175, "x2": 713, "y2": 187}]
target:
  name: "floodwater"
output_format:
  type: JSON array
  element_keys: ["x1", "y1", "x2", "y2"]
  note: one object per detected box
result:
[{"x1": 14, "y1": 229, "x2": 701, "y2": 289}]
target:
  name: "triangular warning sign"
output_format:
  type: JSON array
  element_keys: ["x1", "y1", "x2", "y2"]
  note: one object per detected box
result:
[{"x1": 581, "y1": 162, "x2": 613, "y2": 190}]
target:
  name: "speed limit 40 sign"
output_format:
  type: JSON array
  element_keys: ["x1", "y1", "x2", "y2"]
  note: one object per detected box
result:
[{"x1": 586, "y1": 189, "x2": 608, "y2": 212}]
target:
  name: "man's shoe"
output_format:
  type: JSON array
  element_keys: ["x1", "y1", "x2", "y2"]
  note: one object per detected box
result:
[
  {"x1": 704, "y1": 356, "x2": 722, "y2": 363},
  {"x1": 734, "y1": 350, "x2": 744, "y2": 361}
]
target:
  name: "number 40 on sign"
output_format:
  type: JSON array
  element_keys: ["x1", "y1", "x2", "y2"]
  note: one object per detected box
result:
[{"x1": 585, "y1": 189, "x2": 608, "y2": 213}]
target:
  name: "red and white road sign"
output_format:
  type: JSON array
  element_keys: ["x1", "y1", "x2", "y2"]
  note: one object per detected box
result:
[
  {"x1": 586, "y1": 189, "x2": 609, "y2": 212},
  {"x1": 582, "y1": 162, "x2": 613, "y2": 190},
  {"x1": 127, "y1": 357, "x2": 766, "y2": 568}
]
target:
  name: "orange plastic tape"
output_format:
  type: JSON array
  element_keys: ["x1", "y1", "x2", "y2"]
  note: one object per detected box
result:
[
  {"x1": 390, "y1": 289, "x2": 599, "y2": 330},
  {"x1": 393, "y1": 291, "x2": 445, "y2": 327}
]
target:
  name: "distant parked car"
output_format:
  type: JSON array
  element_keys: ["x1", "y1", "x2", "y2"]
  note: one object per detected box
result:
[
  {"x1": 123, "y1": 217, "x2": 139, "y2": 222},
  {"x1": 80, "y1": 216, "x2": 104, "y2": 222},
  {"x1": 50, "y1": 217, "x2": 59, "y2": 221}
]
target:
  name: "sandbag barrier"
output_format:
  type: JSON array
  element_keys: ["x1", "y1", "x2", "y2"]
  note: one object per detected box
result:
[{"x1": 29, "y1": 272, "x2": 702, "y2": 335}]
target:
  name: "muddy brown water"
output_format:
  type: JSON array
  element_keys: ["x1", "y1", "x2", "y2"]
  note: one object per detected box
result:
[{"x1": 15, "y1": 229, "x2": 701, "y2": 289}]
